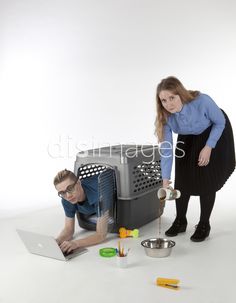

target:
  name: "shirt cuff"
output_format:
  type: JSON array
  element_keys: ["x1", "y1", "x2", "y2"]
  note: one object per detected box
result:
[
  {"x1": 206, "y1": 138, "x2": 216, "y2": 148},
  {"x1": 161, "y1": 173, "x2": 171, "y2": 180}
]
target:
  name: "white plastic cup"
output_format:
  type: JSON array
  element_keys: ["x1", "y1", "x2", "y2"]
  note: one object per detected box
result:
[
  {"x1": 116, "y1": 255, "x2": 128, "y2": 268},
  {"x1": 157, "y1": 187, "x2": 181, "y2": 201}
]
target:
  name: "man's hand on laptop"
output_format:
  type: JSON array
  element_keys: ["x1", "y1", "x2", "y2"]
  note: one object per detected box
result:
[{"x1": 60, "y1": 240, "x2": 78, "y2": 253}]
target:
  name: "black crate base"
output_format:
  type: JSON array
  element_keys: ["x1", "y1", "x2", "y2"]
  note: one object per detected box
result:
[{"x1": 76, "y1": 191, "x2": 164, "y2": 233}]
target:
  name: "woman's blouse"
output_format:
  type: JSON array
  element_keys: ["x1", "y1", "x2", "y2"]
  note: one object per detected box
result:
[{"x1": 160, "y1": 93, "x2": 225, "y2": 179}]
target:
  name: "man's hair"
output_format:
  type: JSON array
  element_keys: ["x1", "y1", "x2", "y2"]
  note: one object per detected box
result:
[{"x1": 53, "y1": 169, "x2": 77, "y2": 186}]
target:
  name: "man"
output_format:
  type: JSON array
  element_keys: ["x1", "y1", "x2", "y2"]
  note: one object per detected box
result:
[{"x1": 54, "y1": 169, "x2": 109, "y2": 253}]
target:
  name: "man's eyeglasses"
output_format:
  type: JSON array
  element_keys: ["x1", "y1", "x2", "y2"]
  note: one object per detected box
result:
[{"x1": 58, "y1": 180, "x2": 78, "y2": 198}]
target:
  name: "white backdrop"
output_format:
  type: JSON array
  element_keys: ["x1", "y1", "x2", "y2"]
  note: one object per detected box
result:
[{"x1": 0, "y1": 0, "x2": 235, "y2": 217}]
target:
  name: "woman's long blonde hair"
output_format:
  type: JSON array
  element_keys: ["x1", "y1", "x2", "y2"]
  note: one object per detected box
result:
[{"x1": 155, "y1": 76, "x2": 199, "y2": 142}]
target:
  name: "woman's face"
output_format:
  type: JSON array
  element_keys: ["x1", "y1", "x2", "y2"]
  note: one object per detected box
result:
[{"x1": 159, "y1": 90, "x2": 183, "y2": 113}]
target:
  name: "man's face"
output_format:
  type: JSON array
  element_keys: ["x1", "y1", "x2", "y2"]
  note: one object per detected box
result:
[{"x1": 55, "y1": 178, "x2": 83, "y2": 204}]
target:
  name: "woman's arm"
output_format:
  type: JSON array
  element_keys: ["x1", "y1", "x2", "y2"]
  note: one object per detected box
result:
[
  {"x1": 203, "y1": 95, "x2": 226, "y2": 148},
  {"x1": 198, "y1": 95, "x2": 225, "y2": 166},
  {"x1": 159, "y1": 124, "x2": 173, "y2": 184}
]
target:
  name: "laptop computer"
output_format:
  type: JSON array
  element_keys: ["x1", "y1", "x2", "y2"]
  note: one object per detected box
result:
[{"x1": 16, "y1": 229, "x2": 88, "y2": 261}]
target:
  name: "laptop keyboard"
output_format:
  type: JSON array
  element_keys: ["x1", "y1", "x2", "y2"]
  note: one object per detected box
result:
[{"x1": 63, "y1": 250, "x2": 74, "y2": 257}]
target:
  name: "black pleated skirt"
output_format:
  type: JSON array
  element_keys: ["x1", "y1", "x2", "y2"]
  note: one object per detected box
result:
[{"x1": 174, "y1": 110, "x2": 235, "y2": 195}]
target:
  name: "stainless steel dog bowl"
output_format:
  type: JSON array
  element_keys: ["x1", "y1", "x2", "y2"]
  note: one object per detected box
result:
[{"x1": 141, "y1": 238, "x2": 175, "y2": 258}]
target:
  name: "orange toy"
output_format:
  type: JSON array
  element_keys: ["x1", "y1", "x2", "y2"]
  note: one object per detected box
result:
[
  {"x1": 119, "y1": 227, "x2": 139, "y2": 238},
  {"x1": 156, "y1": 277, "x2": 180, "y2": 290}
]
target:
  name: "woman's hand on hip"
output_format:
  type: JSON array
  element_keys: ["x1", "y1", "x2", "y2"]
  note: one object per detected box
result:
[{"x1": 198, "y1": 145, "x2": 212, "y2": 166}]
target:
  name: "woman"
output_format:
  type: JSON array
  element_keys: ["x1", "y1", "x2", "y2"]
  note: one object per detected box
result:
[{"x1": 155, "y1": 76, "x2": 235, "y2": 242}]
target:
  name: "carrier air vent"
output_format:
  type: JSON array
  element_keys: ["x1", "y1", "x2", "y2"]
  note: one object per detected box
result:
[{"x1": 133, "y1": 161, "x2": 162, "y2": 193}]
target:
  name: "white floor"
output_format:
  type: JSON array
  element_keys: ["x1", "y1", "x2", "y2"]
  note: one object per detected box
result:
[{"x1": 1, "y1": 177, "x2": 236, "y2": 303}]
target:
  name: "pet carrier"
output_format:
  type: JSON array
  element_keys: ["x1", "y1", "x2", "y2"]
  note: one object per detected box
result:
[{"x1": 74, "y1": 145, "x2": 163, "y2": 232}]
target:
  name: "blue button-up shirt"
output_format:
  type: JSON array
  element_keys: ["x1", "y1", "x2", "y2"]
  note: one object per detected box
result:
[{"x1": 160, "y1": 93, "x2": 225, "y2": 179}]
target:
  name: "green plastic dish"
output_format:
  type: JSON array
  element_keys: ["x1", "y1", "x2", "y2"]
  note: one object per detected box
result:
[{"x1": 99, "y1": 247, "x2": 117, "y2": 257}]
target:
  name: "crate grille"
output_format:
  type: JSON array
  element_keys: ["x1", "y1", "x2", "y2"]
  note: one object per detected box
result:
[
  {"x1": 133, "y1": 160, "x2": 162, "y2": 193},
  {"x1": 98, "y1": 169, "x2": 117, "y2": 220},
  {"x1": 77, "y1": 164, "x2": 117, "y2": 227}
]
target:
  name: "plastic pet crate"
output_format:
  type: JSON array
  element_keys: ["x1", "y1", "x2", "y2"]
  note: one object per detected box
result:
[{"x1": 74, "y1": 145, "x2": 163, "y2": 232}]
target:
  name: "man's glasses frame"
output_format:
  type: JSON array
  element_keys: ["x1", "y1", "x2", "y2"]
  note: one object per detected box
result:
[{"x1": 58, "y1": 179, "x2": 79, "y2": 198}]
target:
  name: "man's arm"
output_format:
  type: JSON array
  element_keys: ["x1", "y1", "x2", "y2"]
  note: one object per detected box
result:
[
  {"x1": 56, "y1": 217, "x2": 75, "y2": 245},
  {"x1": 77, "y1": 210, "x2": 109, "y2": 246},
  {"x1": 59, "y1": 211, "x2": 109, "y2": 252}
]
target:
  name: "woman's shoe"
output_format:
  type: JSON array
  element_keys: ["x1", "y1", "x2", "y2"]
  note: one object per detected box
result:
[
  {"x1": 165, "y1": 218, "x2": 187, "y2": 237},
  {"x1": 190, "y1": 223, "x2": 211, "y2": 242}
]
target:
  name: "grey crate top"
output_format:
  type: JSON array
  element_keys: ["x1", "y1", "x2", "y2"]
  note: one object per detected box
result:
[{"x1": 76, "y1": 145, "x2": 160, "y2": 164}]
